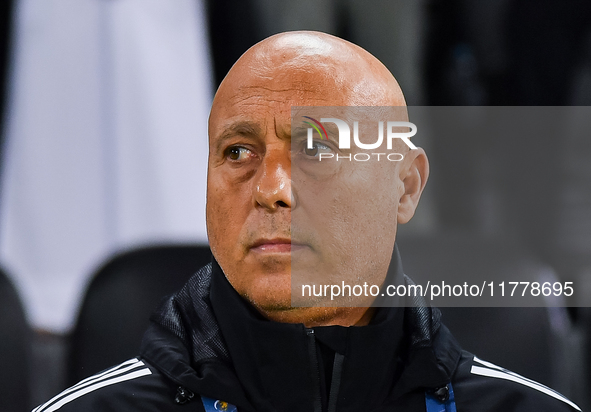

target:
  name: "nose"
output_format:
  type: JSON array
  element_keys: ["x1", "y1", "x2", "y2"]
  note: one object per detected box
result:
[{"x1": 253, "y1": 147, "x2": 293, "y2": 211}]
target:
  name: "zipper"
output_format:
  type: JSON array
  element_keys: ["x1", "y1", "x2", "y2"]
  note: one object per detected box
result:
[
  {"x1": 327, "y1": 353, "x2": 344, "y2": 412},
  {"x1": 306, "y1": 329, "x2": 323, "y2": 412},
  {"x1": 306, "y1": 328, "x2": 344, "y2": 412}
]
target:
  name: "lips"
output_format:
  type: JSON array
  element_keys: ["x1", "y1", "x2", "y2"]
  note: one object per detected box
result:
[{"x1": 249, "y1": 238, "x2": 306, "y2": 253}]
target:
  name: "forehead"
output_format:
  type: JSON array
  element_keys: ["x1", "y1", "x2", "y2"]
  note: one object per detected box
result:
[{"x1": 210, "y1": 66, "x2": 353, "y2": 139}]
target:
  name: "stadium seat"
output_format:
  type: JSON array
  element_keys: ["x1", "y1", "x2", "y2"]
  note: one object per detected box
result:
[
  {"x1": 68, "y1": 244, "x2": 212, "y2": 385},
  {"x1": 0, "y1": 267, "x2": 31, "y2": 412}
]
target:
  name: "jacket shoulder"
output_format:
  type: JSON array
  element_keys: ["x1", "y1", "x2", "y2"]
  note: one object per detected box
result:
[
  {"x1": 452, "y1": 352, "x2": 581, "y2": 412},
  {"x1": 31, "y1": 358, "x2": 206, "y2": 412}
]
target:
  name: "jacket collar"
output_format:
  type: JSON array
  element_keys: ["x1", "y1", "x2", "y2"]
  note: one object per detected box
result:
[
  {"x1": 140, "y1": 244, "x2": 462, "y2": 411},
  {"x1": 210, "y1": 257, "x2": 409, "y2": 412}
]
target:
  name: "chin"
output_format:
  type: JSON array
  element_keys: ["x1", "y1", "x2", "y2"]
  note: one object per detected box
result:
[
  {"x1": 236, "y1": 275, "x2": 292, "y2": 311},
  {"x1": 258, "y1": 307, "x2": 345, "y2": 326}
]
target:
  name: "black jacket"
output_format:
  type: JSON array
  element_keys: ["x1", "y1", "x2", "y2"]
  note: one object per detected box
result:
[{"x1": 33, "y1": 254, "x2": 581, "y2": 412}]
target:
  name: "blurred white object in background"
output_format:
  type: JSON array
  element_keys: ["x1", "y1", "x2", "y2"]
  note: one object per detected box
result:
[{"x1": 0, "y1": 0, "x2": 213, "y2": 333}]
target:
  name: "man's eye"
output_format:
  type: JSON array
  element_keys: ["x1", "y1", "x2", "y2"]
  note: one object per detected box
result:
[
  {"x1": 227, "y1": 146, "x2": 251, "y2": 161},
  {"x1": 303, "y1": 141, "x2": 332, "y2": 157}
]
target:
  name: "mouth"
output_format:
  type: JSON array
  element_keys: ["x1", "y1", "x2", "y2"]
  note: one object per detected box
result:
[{"x1": 249, "y1": 238, "x2": 307, "y2": 253}]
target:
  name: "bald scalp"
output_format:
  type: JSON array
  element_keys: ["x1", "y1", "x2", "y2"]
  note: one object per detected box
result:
[{"x1": 210, "y1": 31, "x2": 406, "y2": 125}]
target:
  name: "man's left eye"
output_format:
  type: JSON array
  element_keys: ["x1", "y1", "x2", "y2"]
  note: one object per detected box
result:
[
  {"x1": 303, "y1": 141, "x2": 332, "y2": 157},
  {"x1": 227, "y1": 146, "x2": 251, "y2": 161}
]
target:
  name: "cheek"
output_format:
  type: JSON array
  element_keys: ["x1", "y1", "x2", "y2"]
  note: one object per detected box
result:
[
  {"x1": 206, "y1": 175, "x2": 247, "y2": 256},
  {"x1": 331, "y1": 183, "x2": 398, "y2": 247},
  {"x1": 339, "y1": 163, "x2": 400, "y2": 225},
  {"x1": 323, "y1": 164, "x2": 400, "y2": 270}
]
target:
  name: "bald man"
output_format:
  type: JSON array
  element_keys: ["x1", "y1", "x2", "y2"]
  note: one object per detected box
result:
[{"x1": 35, "y1": 32, "x2": 580, "y2": 412}]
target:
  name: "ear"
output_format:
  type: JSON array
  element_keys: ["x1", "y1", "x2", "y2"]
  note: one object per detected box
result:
[{"x1": 397, "y1": 148, "x2": 429, "y2": 224}]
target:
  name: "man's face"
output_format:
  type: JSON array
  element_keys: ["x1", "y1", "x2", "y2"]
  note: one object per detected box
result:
[{"x1": 206, "y1": 34, "x2": 423, "y2": 321}]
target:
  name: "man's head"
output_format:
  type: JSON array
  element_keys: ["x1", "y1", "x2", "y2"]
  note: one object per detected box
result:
[{"x1": 206, "y1": 31, "x2": 428, "y2": 326}]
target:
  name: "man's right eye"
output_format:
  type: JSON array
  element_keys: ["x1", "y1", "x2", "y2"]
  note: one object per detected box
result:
[{"x1": 226, "y1": 146, "x2": 251, "y2": 161}]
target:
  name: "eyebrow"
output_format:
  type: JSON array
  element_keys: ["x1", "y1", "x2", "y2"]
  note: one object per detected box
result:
[
  {"x1": 215, "y1": 121, "x2": 263, "y2": 151},
  {"x1": 292, "y1": 122, "x2": 339, "y2": 142},
  {"x1": 291, "y1": 125, "x2": 308, "y2": 137}
]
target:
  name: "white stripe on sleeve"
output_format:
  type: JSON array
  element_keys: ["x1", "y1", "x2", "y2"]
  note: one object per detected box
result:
[
  {"x1": 40, "y1": 368, "x2": 152, "y2": 412},
  {"x1": 470, "y1": 365, "x2": 581, "y2": 411},
  {"x1": 35, "y1": 359, "x2": 146, "y2": 412}
]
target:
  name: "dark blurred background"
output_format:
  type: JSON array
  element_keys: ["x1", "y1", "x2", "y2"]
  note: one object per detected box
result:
[{"x1": 1, "y1": 0, "x2": 591, "y2": 411}]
